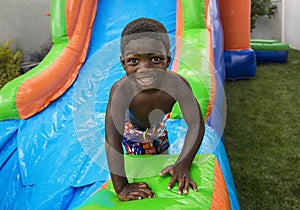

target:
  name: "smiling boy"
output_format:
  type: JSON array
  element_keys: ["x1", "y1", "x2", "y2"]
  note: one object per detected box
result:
[{"x1": 105, "y1": 18, "x2": 205, "y2": 201}]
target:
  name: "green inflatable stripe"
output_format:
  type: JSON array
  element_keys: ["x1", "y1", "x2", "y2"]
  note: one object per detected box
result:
[
  {"x1": 181, "y1": 0, "x2": 206, "y2": 30},
  {"x1": 0, "y1": 0, "x2": 68, "y2": 121},
  {"x1": 250, "y1": 39, "x2": 280, "y2": 44},
  {"x1": 171, "y1": 0, "x2": 211, "y2": 120},
  {"x1": 76, "y1": 154, "x2": 216, "y2": 210},
  {"x1": 50, "y1": 0, "x2": 68, "y2": 45},
  {"x1": 251, "y1": 42, "x2": 290, "y2": 51}
]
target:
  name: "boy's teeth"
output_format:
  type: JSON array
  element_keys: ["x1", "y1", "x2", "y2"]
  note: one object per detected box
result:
[{"x1": 140, "y1": 77, "x2": 154, "y2": 83}]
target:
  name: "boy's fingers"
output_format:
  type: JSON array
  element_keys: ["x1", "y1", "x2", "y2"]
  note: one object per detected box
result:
[
  {"x1": 118, "y1": 182, "x2": 156, "y2": 201},
  {"x1": 136, "y1": 182, "x2": 149, "y2": 188},
  {"x1": 140, "y1": 188, "x2": 154, "y2": 196},
  {"x1": 177, "y1": 178, "x2": 184, "y2": 194},
  {"x1": 160, "y1": 165, "x2": 174, "y2": 177},
  {"x1": 129, "y1": 191, "x2": 152, "y2": 199},
  {"x1": 159, "y1": 168, "x2": 169, "y2": 176},
  {"x1": 190, "y1": 180, "x2": 197, "y2": 192},
  {"x1": 137, "y1": 183, "x2": 155, "y2": 197},
  {"x1": 142, "y1": 188, "x2": 155, "y2": 197},
  {"x1": 168, "y1": 175, "x2": 177, "y2": 190},
  {"x1": 129, "y1": 195, "x2": 143, "y2": 200},
  {"x1": 184, "y1": 179, "x2": 190, "y2": 194}
]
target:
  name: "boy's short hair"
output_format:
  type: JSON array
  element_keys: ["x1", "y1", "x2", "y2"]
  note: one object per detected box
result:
[{"x1": 121, "y1": 18, "x2": 170, "y2": 55}]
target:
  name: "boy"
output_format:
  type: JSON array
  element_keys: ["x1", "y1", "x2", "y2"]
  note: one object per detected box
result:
[{"x1": 105, "y1": 18, "x2": 205, "y2": 201}]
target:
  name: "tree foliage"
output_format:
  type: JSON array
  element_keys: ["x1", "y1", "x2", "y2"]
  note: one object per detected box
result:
[
  {"x1": 0, "y1": 40, "x2": 22, "y2": 89},
  {"x1": 251, "y1": 0, "x2": 277, "y2": 31}
]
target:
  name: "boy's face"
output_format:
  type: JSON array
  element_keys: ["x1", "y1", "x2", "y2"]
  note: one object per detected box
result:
[{"x1": 121, "y1": 36, "x2": 170, "y2": 89}]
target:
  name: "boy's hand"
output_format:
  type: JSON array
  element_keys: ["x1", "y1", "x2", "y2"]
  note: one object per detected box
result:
[
  {"x1": 160, "y1": 164, "x2": 197, "y2": 195},
  {"x1": 118, "y1": 182, "x2": 155, "y2": 201}
]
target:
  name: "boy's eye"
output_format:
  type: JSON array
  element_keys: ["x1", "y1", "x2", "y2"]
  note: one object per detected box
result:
[
  {"x1": 152, "y1": 57, "x2": 163, "y2": 63},
  {"x1": 127, "y1": 58, "x2": 139, "y2": 65}
]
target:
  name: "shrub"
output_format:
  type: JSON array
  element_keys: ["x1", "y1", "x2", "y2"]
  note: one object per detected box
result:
[
  {"x1": 251, "y1": 0, "x2": 277, "y2": 31},
  {"x1": 0, "y1": 40, "x2": 22, "y2": 89}
]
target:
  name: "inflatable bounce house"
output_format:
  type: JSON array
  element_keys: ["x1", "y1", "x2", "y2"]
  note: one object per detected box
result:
[
  {"x1": 0, "y1": 0, "x2": 255, "y2": 209},
  {"x1": 251, "y1": 39, "x2": 290, "y2": 63},
  {"x1": 219, "y1": 1, "x2": 256, "y2": 80}
]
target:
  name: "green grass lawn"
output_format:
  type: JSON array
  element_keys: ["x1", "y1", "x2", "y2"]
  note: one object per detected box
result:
[{"x1": 224, "y1": 48, "x2": 300, "y2": 210}]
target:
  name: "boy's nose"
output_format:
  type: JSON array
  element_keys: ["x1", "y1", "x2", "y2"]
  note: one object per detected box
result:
[{"x1": 139, "y1": 60, "x2": 152, "y2": 70}]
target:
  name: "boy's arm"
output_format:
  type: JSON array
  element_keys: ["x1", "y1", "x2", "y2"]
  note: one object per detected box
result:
[
  {"x1": 105, "y1": 97, "x2": 128, "y2": 194},
  {"x1": 160, "y1": 75, "x2": 205, "y2": 194},
  {"x1": 176, "y1": 77, "x2": 204, "y2": 168},
  {"x1": 105, "y1": 82, "x2": 155, "y2": 201}
]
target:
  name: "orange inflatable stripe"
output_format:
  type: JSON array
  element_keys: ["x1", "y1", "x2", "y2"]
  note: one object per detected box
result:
[
  {"x1": 171, "y1": 0, "x2": 183, "y2": 73},
  {"x1": 204, "y1": 0, "x2": 216, "y2": 121},
  {"x1": 66, "y1": 0, "x2": 82, "y2": 38},
  {"x1": 219, "y1": 0, "x2": 251, "y2": 50},
  {"x1": 210, "y1": 158, "x2": 231, "y2": 209},
  {"x1": 16, "y1": 0, "x2": 97, "y2": 119},
  {"x1": 100, "y1": 181, "x2": 109, "y2": 190},
  {"x1": 86, "y1": 180, "x2": 111, "y2": 199}
]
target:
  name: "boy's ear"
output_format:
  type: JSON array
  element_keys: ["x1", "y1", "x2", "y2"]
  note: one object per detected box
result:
[
  {"x1": 120, "y1": 55, "x2": 125, "y2": 68},
  {"x1": 167, "y1": 52, "x2": 171, "y2": 67}
]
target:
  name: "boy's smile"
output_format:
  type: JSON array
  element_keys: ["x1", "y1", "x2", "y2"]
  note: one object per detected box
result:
[
  {"x1": 121, "y1": 36, "x2": 170, "y2": 89},
  {"x1": 132, "y1": 69, "x2": 165, "y2": 88},
  {"x1": 135, "y1": 71, "x2": 157, "y2": 86}
]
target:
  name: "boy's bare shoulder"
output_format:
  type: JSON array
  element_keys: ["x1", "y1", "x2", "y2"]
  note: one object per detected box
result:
[{"x1": 109, "y1": 76, "x2": 127, "y2": 95}]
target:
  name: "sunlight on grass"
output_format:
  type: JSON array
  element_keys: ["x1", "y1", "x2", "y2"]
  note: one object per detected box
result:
[{"x1": 224, "y1": 48, "x2": 300, "y2": 209}]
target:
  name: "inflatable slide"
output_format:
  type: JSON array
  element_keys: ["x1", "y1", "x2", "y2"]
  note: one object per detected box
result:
[
  {"x1": 251, "y1": 39, "x2": 290, "y2": 63},
  {"x1": 219, "y1": 0, "x2": 256, "y2": 80},
  {"x1": 0, "y1": 0, "x2": 240, "y2": 209}
]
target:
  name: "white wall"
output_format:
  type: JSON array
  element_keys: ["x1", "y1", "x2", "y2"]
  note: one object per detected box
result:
[
  {"x1": 282, "y1": 0, "x2": 300, "y2": 50},
  {"x1": 251, "y1": 0, "x2": 300, "y2": 50},
  {"x1": 251, "y1": 0, "x2": 282, "y2": 41},
  {"x1": 0, "y1": 0, "x2": 51, "y2": 61}
]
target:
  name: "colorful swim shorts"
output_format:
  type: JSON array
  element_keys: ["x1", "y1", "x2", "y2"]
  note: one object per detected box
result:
[{"x1": 122, "y1": 113, "x2": 170, "y2": 155}]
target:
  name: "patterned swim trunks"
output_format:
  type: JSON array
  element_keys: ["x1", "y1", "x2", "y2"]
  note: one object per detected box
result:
[{"x1": 122, "y1": 113, "x2": 170, "y2": 155}]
